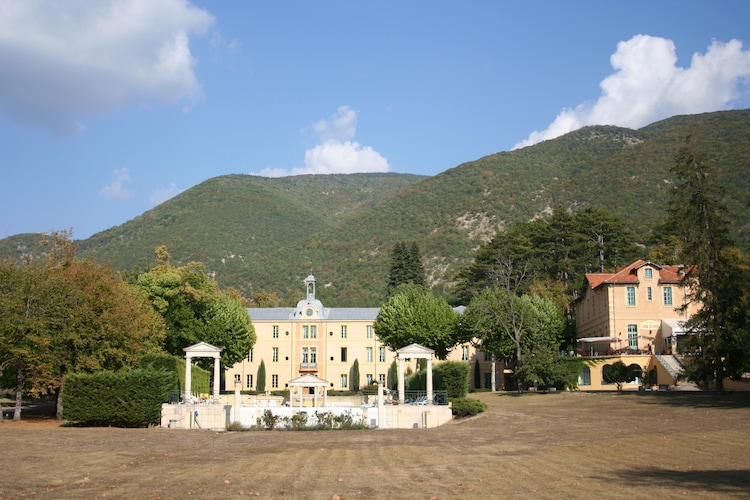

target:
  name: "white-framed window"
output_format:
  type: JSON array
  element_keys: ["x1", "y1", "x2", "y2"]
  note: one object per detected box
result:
[
  {"x1": 644, "y1": 268, "x2": 653, "y2": 279},
  {"x1": 247, "y1": 349, "x2": 253, "y2": 362},
  {"x1": 302, "y1": 325, "x2": 309, "y2": 339},
  {"x1": 246, "y1": 374, "x2": 253, "y2": 389},
  {"x1": 272, "y1": 347, "x2": 279, "y2": 362},
  {"x1": 272, "y1": 325, "x2": 279, "y2": 339},
  {"x1": 366, "y1": 347, "x2": 373, "y2": 362},
  {"x1": 310, "y1": 347, "x2": 317, "y2": 365},
  {"x1": 461, "y1": 345, "x2": 469, "y2": 361},
  {"x1": 340, "y1": 374, "x2": 348, "y2": 389},
  {"x1": 379, "y1": 374, "x2": 386, "y2": 386},
  {"x1": 366, "y1": 374, "x2": 374, "y2": 385},
  {"x1": 379, "y1": 347, "x2": 386, "y2": 363},
  {"x1": 647, "y1": 287, "x2": 653, "y2": 301},
  {"x1": 310, "y1": 325, "x2": 317, "y2": 339},
  {"x1": 340, "y1": 325, "x2": 347, "y2": 339},
  {"x1": 628, "y1": 324, "x2": 638, "y2": 349},
  {"x1": 302, "y1": 347, "x2": 309, "y2": 364},
  {"x1": 578, "y1": 366, "x2": 591, "y2": 386},
  {"x1": 271, "y1": 374, "x2": 278, "y2": 389},
  {"x1": 626, "y1": 287, "x2": 636, "y2": 306},
  {"x1": 366, "y1": 325, "x2": 373, "y2": 339},
  {"x1": 663, "y1": 287, "x2": 673, "y2": 306}
]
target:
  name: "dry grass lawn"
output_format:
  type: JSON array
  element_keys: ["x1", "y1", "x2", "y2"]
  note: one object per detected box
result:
[{"x1": 2, "y1": 391, "x2": 750, "y2": 499}]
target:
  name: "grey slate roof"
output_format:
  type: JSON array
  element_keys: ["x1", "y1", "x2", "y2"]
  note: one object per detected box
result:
[{"x1": 246, "y1": 307, "x2": 379, "y2": 321}]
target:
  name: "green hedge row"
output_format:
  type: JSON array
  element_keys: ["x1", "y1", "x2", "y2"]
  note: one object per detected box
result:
[
  {"x1": 139, "y1": 352, "x2": 210, "y2": 395},
  {"x1": 63, "y1": 369, "x2": 172, "y2": 427},
  {"x1": 405, "y1": 361, "x2": 470, "y2": 399}
]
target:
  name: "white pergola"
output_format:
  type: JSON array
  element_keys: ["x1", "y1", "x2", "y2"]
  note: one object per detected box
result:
[
  {"x1": 183, "y1": 342, "x2": 222, "y2": 402},
  {"x1": 396, "y1": 343, "x2": 435, "y2": 404},
  {"x1": 289, "y1": 373, "x2": 329, "y2": 407}
]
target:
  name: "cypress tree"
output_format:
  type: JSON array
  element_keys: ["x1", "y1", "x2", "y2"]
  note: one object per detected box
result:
[
  {"x1": 256, "y1": 360, "x2": 266, "y2": 393},
  {"x1": 351, "y1": 359, "x2": 360, "y2": 391},
  {"x1": 389, "y1": 360, "x2": 398, "y2": 390}
]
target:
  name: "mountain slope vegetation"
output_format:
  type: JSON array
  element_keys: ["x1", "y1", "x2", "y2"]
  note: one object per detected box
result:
[{"x1": 3, "y1": 110, "x2": 749, "y2": 306}]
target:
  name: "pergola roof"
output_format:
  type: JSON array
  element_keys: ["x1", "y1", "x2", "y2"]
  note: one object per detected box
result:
[
  {"x1": 288, "y1": 373, "x2": 329, "y2": 387},
  {"x1": 183, "y1": 341, "x2": 222, "y2": 357},
  {"x1": 396, "y1": 343, "x2": 435, "y2": 359}
]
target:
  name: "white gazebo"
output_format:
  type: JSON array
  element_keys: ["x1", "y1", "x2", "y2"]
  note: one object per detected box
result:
[
  {"x1": 183, "y1": 342, "x2": 223, "y2": 402},
  {"x1": 395, "y1": 343, "x2": 435, "y2": 404},
  {"x1": 289, "y1": 373, "x2": 329, "y2": 407}
]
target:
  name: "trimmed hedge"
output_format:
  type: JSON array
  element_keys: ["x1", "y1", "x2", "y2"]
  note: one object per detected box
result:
[
  {"x1": 139, "y1": 352, "x2": 210, "y2": 395},
  {"x1": 63, "y1": 368, "x2": 172, "y2": 427},
  {"x1": 404, "y1": 361, "x2": 470, "y2": 399},
  {"x1": 434, "y1": 362, "x2": 469, "y2": 399}
]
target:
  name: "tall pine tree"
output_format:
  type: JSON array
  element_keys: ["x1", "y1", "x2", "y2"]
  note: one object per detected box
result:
[
  {"x1": 665, "y1": 136, "x2": 750, "y2": 391},
  {"x1": 386, "y1": 241, "x2": 427, "y2": 296}
]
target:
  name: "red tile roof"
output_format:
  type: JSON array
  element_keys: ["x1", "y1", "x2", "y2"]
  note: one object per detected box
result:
[{"x1": 584, "y1": 260, "x2": 691, "y2": 290}]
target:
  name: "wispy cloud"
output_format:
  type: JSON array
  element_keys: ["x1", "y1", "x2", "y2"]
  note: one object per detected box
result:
[
  {"x1": 150, "y1": 183, "x2": 182, "y2": 206},
  {"x1": 0, "y1": 0, "x2": 215, "y2": 133},
  {"x1": 514, "y1": 35, "x2": 750, "y2": 149},
  {"x1": 99, "y1": 168, "x2": 133, "y2": 201},
  {"x1": 258, "y1": 106, "x2": 390, "y2": 177}
]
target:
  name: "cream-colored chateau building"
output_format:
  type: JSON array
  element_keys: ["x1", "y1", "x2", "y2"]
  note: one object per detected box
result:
[
  {"x1": 225, "y1": 274, "x2": 484, "y2": 392},
  {"x1": 575, "y1": 260, "x2": 699, "y2": 356}
]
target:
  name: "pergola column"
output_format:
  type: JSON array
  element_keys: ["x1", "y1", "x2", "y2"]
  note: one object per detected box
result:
[
  {"x1": 184, "y1": 354, "x2": 193, "y2": 401},
  {"x1": 426, "y1": 355, "x2": 433, "y2": 404},
  {"x1": 397, "y1": 356, "x2": 405, "y2": 404},
  {"x1": 213, "y1": 355, "x2": 221, "y2": 401}
]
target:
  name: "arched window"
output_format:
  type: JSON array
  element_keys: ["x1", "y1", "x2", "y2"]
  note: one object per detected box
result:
[{"x1": 627, "y1": 364, "x2": 643, "y2": 384}]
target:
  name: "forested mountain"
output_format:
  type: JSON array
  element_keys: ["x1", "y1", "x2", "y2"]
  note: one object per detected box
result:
[{"x1": 2, "y1": 110, "x2": 749, "y2": 306}]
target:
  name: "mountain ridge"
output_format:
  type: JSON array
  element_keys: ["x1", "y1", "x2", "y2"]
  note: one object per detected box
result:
[{"x1": 2, "y1": 109, "x2": 749, "y2": 306}]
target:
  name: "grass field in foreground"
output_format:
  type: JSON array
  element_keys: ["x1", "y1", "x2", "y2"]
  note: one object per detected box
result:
[{"x1": 2, "y1": 391, "x2": 749, "y2": 499}]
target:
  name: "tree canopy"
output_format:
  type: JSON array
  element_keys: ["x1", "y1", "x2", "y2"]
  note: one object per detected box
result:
[
  {"x1": 0, "y1": 231, "x2": 165, "y2": 420},
  {"x1": 660, "y1": 137, "x2": 750, "y2": 391},
  {"x1": 134, "y1": 246, "x2": 256, "y2": 370},
  {"x1": 374, "y1": 284, "x2": 461, "y2": 359},
  {"x1": 453, "y1": 207, "x2": 640, "y2": 307},
  {"x1": 386, "y1": 241, "x2": 427, "y2": 296}
]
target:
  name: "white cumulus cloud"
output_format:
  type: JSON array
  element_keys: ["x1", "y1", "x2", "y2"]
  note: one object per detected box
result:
[
  {"x1": 0, "y1": 0, "x2": 215, "y2": 133},
  {"x1": 100, "y1": 168, "x2": 133, "y2": 201},
  {"x1": 514, "y1": 35, "x2": 750, "y2": 149},
  {"x1": 258, "y1": 106, "x2": 390, "y2": 177}
]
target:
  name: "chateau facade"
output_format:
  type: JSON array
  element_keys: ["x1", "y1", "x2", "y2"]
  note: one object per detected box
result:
[
  {"x1": 575, "y1": 260, "x2": 699, "y2": 355},
  {"x1": 225, "y1": 274, "x2": 488, "y2": 392}
]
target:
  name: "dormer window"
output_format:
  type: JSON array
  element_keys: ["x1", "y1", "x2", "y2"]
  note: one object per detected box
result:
[{"x1": 644, "y1": 268, "x2": 653, "y2": 279}]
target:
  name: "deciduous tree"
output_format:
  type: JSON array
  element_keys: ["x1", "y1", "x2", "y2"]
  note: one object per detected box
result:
[{"x1": 374, "y1": 284, "x2": 461, "y2": 359}]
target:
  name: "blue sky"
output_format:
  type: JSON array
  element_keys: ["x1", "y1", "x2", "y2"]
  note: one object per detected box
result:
[{"x1": 1, "y1": 0, "x2": 749, "y2": 239}]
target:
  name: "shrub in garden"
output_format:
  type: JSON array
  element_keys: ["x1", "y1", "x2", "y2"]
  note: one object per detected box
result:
[
  {"x1": 449, "y1": 397, "x2": 487, "y2": 418},
  {"x1": 257, "y1": 409, "x2": 279, "y2": 430}
]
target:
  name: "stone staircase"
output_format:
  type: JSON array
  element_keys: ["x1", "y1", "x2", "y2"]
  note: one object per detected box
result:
[
  {"x1": 655, "y1": 354, "x2": 685, "y2": 379},
  {"x1": 654, "y1": 354, "x2": 701, "y2": 390}
]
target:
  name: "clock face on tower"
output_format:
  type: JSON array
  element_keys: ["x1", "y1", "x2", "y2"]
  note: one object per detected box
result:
[{"x1": 306, "y1": 308, "x2": 313, "y2": 316}]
